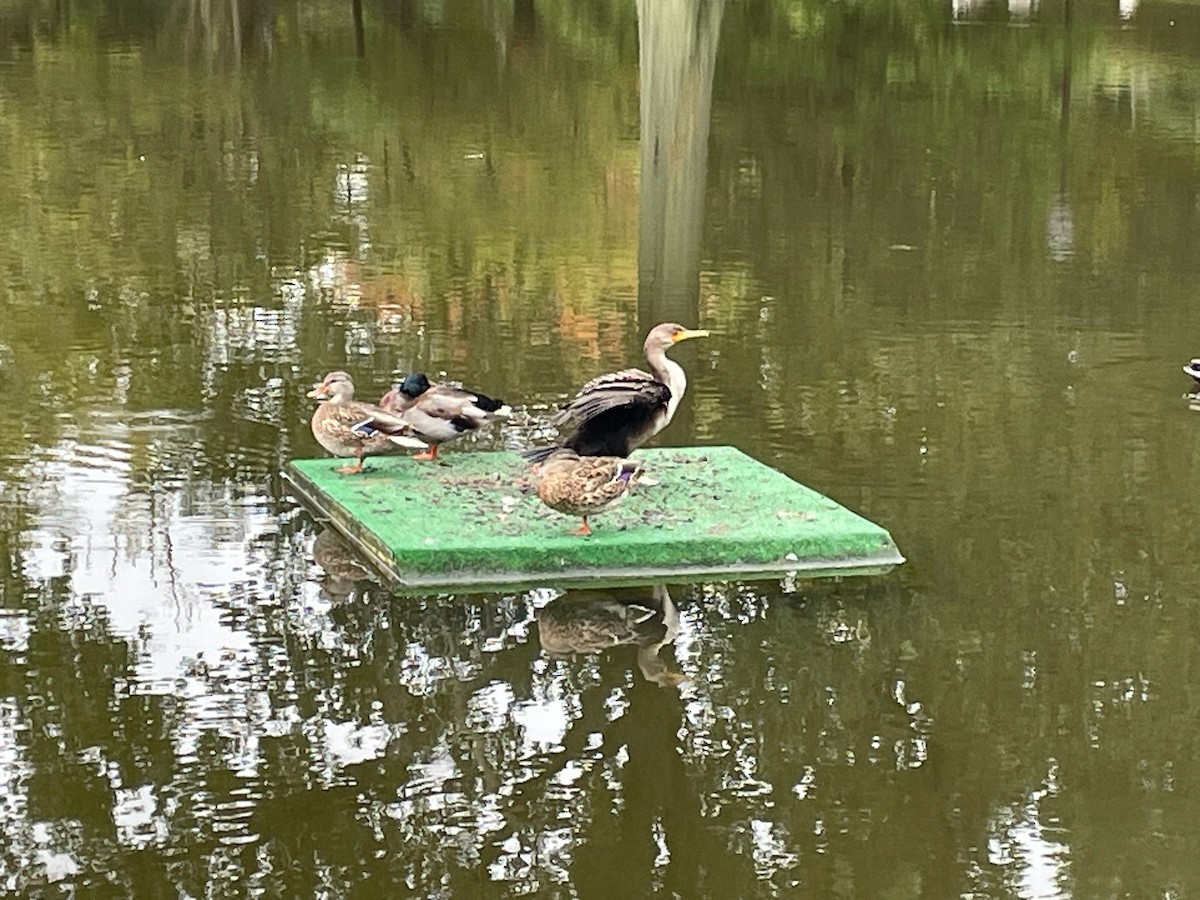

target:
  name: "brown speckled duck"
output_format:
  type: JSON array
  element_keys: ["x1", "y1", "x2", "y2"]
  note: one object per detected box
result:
[
  {"x1": 307, "y1": 370, "x2": 426, "y2": 474},
  {"x1": 535, "y1": 448, "x2": 642, "y2": 535},
  {"x1": 379, "y1": 372, "x2": 511, "y2": 461}
]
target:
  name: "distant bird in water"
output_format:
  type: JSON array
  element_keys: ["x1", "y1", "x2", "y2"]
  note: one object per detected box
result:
[
  {"x1": 380, "y1": 372, "x2": 511, "y2": 461},
  {"x1": 535, "y1": 449, "x2": 642, "y2": 535},
  {"x1": 523, "y1": 322, "x2": 709, "y2": 463},
  {"x1": 1184, "y1": 359, "x2": 1200, "y2": 389},
  {"x1": 307, "y1": 370, "x2": 426, "y2": 474}
]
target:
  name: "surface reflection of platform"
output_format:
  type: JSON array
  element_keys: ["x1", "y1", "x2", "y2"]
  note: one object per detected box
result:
[{"x1": 285, "y1": 446, "x2": 904, "y2": 592}]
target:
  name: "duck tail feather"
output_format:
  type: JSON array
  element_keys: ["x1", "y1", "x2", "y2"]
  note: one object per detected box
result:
[
  {"x1": 471, "y1": 392, "x2": 509, "y2": 414},
  {"x1": 387, "y1": 434, "x2": 428, "y2": 450},
  {"x1": 520, "y1": 445, "x2": 560, "y2": 464}
]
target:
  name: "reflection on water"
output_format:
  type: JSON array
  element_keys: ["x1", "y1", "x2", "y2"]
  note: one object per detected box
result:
[
  {"x1": 536, "y1": 584, "x2": 686, "y2": 687},
  {"x1": 952, "y1": 0, "x2": 1141, "y2": 22},
  {"x1": 985, "y1": 761, "x2": 1071, "y2": 900},
  {"x1": 637, "y1": 0, "x2": 724, "y2": 329},
  {"x1": 0, "y1": 0, "x2": 1198, "y2": 896},
  {"x1": 312, "y1": 527, "x2": 376, "y2": 601}
]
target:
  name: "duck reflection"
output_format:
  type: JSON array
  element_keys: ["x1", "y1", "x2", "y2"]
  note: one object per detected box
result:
[
  {"x1": 536, "y1": 584, "x2": 686, "y2": 687},
  {"x1": 312, "y1": 527, "x2": 375, "y2": 601}
]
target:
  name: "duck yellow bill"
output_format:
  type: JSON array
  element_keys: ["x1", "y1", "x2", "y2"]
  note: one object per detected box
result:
[
  {"x1": 306, "y1": 383, "x2": 327, "y2": 399},
  {"x1": 672, "y1": 328, "x2": 710, "y2": 343}
]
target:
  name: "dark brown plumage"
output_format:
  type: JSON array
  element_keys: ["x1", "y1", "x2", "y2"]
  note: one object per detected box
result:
[{"x1": 523, "y1": 323, "x2": 708, "y2": 462}]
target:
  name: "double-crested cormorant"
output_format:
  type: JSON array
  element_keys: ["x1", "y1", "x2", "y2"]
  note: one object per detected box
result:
[{"x1": 524, "y1": 322, "x2": 708, "y2": 462}]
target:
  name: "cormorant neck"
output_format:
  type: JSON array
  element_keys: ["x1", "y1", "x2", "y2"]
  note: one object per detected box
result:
[{"x1": 646, "y1": 344, "x2": 687, "y2": 422}]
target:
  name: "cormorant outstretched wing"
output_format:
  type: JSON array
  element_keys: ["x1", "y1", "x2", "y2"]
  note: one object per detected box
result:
[
  {"x1": 521, "y1": 369, "x2": 670, "y2": 461},
  {"x1": 554, "y1": 368, "x2": 670, "y2": 426}
]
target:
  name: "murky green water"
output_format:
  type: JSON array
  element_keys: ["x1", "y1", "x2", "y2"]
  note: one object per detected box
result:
[{"x1": 1, "y1": 1, "x2": 1199, "y2": 896}]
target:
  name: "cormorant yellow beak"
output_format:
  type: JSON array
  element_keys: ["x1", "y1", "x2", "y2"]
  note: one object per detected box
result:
[{"x1": 672, "y1": 328, "x2": 709, "y2": 343}]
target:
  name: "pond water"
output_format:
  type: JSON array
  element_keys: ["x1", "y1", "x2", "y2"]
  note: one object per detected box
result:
[{"x1": 1, "y1": 1, "x2": 1199, "y2": 896}]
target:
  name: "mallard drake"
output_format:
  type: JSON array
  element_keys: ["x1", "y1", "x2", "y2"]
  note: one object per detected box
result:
[
  {"x1": 307, "y1": 370, "x2": 426, "y2": 473},
  {"x1": 379, "y1": 372, "x2": 511, "y2": 461},
  {"x1": 535, "y1": 448, "x2": 642, "y2": 535},
  {"x1": 523, "y1": 322, "x2": 708, "y2": 463},
  {"x1": 1184, "y1": 359, "x2": 1200, "y2": 387},
  {"x1": 536, "y1": 585, "x2": 685, "y2": 686}
]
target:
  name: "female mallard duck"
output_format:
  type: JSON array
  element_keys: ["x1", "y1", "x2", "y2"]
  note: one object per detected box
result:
[
  {"x1": 536, "y1": 585, "x2": 685, "y2": 686},
  {"x1": 535, "y1": 448, "x2": 642, "y2": 535},
  {"x1": 523, "y1": 322, "x2": 708, "y2": 463},
  {"x1": 379, "y1": 372, "x2": 511, "y2": 461},
  {"x1": 307, "y1": 370, "x2": 426, "y2": 474}
]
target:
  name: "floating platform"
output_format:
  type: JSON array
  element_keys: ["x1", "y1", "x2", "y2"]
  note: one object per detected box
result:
[{"x1": 285, "y1": 446, "x2": 904, "y2": 592}]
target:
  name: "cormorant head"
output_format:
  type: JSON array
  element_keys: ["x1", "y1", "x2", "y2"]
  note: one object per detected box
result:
[{"x1": 645, "y1": 323, "x2": 709, "y2": 354}]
